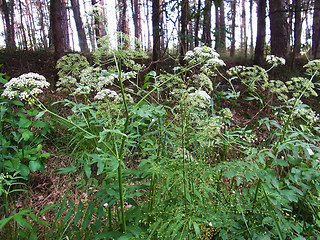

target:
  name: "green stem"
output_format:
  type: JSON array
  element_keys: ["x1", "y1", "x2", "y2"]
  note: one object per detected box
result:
[{"x1": 114, "y1": 56, "x2": 129, "y2": 233}]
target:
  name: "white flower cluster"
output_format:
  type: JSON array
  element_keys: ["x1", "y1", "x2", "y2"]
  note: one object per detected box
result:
[
  {"x1": 186, "y1": 89, "x2": 211, "y2": 109},
  {"x1": 303, "y1": 59, "x2": 320, "y2": 75},
  {"x1": 2, "y1": 73, "x2": 50, "y2": 100},
  {"x1": 94, "y1": 88, "x2": 134, "y2": 104},
  {"x1": 291, "y1": 101, "x2": 320, "y2": 124},
  {"x1": 266, "y1": 55, "x2": 286, "y2": 66},
  {"x1": 184, "y1": 46, "x2": 225, "y2": 75},
  {"x1": 94, "y1": 89, "x2": 119, "y2": 100}
]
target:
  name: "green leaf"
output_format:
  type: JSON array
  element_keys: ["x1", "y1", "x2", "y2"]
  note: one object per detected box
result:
[
  {"x1": 18, "y1": 118, "x2": 32, "y2": 128},
  {"x1": 21, "y1": 129, "x2": 33, "y2": 141},
  {"x1": 193, "y1": 222, "x2": 201, "y2": 237},
  {"x1": 29, "y1": 160, "x2": 43, "y2": 172},
  {"x1": 84, "y1": 164, "x2": 91, "y2": 178},
  {"x1": 33, "y1": 120, "x2": 47, "y2": 128},
  {"x1": 35, "y1": 110, "x2": 46, "y2": 119},
  {"x1": 55, "y1": 165, "x2": 77, "y2": 174},
  {"x1": 26, "y1": 109, "x2": 39, "y2": 117}
]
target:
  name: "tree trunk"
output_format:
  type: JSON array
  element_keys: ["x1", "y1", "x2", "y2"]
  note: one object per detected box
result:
[
  {"x1": 219, "y1": 0, "x2": 226, "y2": 52},
  {"x1": 180, "y1": 0, "x2": 188, "y2": 65},
  {"x1": 202, "y1": 0, "x2": 212, "y2": 47},
  {"x1": 214, "y1": 4, "x2": 220, "y2": 50},
  {"x1": 312, "y1": 0, "x2": 320, "y2": 58},
  {"x1": 71, "y1": 0, "x2": 89, "y2": 52},
  {"x1": 241, "y1": 0, "x2": 247, "y2": 61},
  {"x1": 50, "y1": 0, "x2": 65, "y2": 63},
  {"x1": 293, "y1": 0, "x2": 303, "y2": 59},
  {"x1": 117, "y1": 0, "x2": 129, "y2": 48},
  {"x1": 249, "y1": 0, "x2": 254, "y2": 57},
  {"x1": 254, "y1": 0, "x2": 266, "y2": 65},
  {"x1": 132, "y1": 0, "x2": 142, "y2": 48},
  {"x1": 152, "y1": 0, "x2": 161, "y2": 62},
  {"x1": 1, "y1": 0, "x2": 16, "y2": 50},
  {"x1": 194, "y1": 0, "x2": 201, "y2": 47},
  {"x1": 61, "y1": 0, "x2": 70, "y2": 50},
  {"x1": 269, "y1": 0, "x2": 289, "y2": 58},
  {"x1": 230, "y1": 0, "x2": 236, "y2": 57},
  {"x1": 18, "y1": 0, "x2": 28, "y2": 50}
]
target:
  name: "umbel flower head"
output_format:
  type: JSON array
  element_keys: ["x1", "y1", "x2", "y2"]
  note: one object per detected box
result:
[
  {"x1": 2, "y1": 73, "x2": 50, "y2": 101},
  {"x1": 184, "y1": 46, "x2": 225, "y2": 75},
  {"x1": 266, "y1": 55, "x2": 286, "y2": 67}
]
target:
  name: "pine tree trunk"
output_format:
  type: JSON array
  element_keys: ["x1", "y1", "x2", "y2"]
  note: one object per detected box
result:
[
  {"x1": 249, "y1": 0, "x2": 254, "y2": 57},
  {"x1": 269, "y1": 0, "x2": 289, "y2": 58},
  {"x1": 61, "y1": 0, "x2": 70, "y2": 50},
  {"x1": 230, "y1": 0, "x2": 236, "y2": 57},
  {"x1": 312, "y1": 0, "x2": 320, "y2": 58},
  {"x1": 117, "y1": 0, "x2": 129, "y2": 48},
  {"x1": 180, "y1": 0, "x2": 188, "y2": 64},
  {"x1": 215, "y1": 4, "x2": 220, "y2": 50},
  {"x1": 1, "y1": 0, "x2": 16, "y2": 50},
  {"x1": 219, "y1": 0, "x2": 226, "y2": 52},
  {"x1": 293, "y1": 0, "x2": 303, "y2": 58},
  {"x1": 202, "y1": 0, "x2": 212, "y2": 47},
  {"x1": 152, "y1": 0, "x2": 161, "y2": 61},
  {"x1": 71, "y1": 0, "x2": 89, "y2": 52},
  {"x1": 133, "y1": 0, "x2": 142, "y2": 48},
  {"x1": 18, "y1": 0, "x2": 28, "y2": 50},
  {"x1": 50, "y1": 0, "x2": 65, "y2": 62},
  {"x1": 241, "y1": 0, "x2": 247, "y2": 61},
  {"x1": 254, "y1": 0, "x2": 266, "y2": 65},
  {"x1": 194, "y1": 0, "x2": 201, "y2": 47}
]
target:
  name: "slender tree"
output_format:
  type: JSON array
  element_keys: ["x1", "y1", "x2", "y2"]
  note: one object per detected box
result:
[
  {"x1": 269, "y1": 0, "x2": 289, "y2": 58},
  {"x1": 194, "y1": 0, "x2": 201, "y2": 47},
  {"x1": 254, "y1": 0, "x2": 266, "y2": 65},
  {"x1": 71, "y1": 0, "x2": 89, "y2": 52},
  {"x1": 1, "y1": 0, "x2": 16, "y2": 50},
  {"x1": 202, "y1": 0, "x2": 212, "y2": 47},
  {"x1": 215, "y1": 4, "x2": 220, "y2": 50},
  {"x1": 293, "y1": 0, "x2": 303, "y2": 60},
  {"x1": 50, "y1": 0, "x2": 65, "y2": 63},
  {"x1": 180, "y1": 0, "x2": 189, "y2": 64},
  {"x1": 241, "y1": 0, "x2": 247, "y2": 60},
  {"x1": 152, "y1": 0, "x2": 161, "y2": 62},
  {"x1": 312, "y1": 0, "x2": 320, "y2": 58},
  {"x1": 132, "y1": 0, "x2": 142, "y2": 48},
  {"x1": 61, "y1": 0, "x2": 70, "y2": 50},
  {"x1": 230, "y1": 0, "x2": 236, "y2": 57},
  {"x1": 219, "y1": 0, "x2": 226, "y2": 52},
  {"x1": 117, "y1": 0, "x2": 130, "y2": 48}
]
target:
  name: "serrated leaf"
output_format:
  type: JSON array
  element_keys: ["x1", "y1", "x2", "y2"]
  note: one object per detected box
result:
[
  {"x1": 19, "y1": 118, "x2": 32, "y2": 128},
  {"x1": 21, "y1": 129, "x2": 33, "y2": 141}
]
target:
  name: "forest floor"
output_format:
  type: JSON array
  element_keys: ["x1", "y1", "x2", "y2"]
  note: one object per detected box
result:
[{"x1": 1, "y1": 49, "x2": 319, "y2": 238}]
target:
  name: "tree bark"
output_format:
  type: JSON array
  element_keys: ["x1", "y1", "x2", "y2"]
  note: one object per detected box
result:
[
  {"x1": 312, "y1": 0, "x2": 320, "y2": 58},
  {"x1": 1, "y1": 0, "x2": 16, "y2": 50},
  {"x1": 117, "y1": 0, "x2": 129, "y2": 48},
  {"x1": 194, "y1": 0, "x2": 201, "y2": 47},
  {"x1": 202, "y1": 0, "x2": 212, "y2": 47},
  {"x1": 293, "y1": 0, "x2": 303, "y2": 59},
  {"x1": 179, "y1": 0, "x2": 188, "y2": 65},
  {"x1": 61, "y1": 0, "x2": 70, "y2": 50},
  {"x1": 71, "y1": 0, "x2": 89, "y2": 52},
  {"x1": 50, "y1": 0, "x2": 65, "y2": 62},
  {"x1": 269, "y1": 0, "x2": 289, "y2": 58},
  {"x1": 254, "y1": 0, "x2": 266, "y2": 65},
  {"x1": 230, "y1": 0, "x2": 236, "y2": 57},
  {"x1": 214, "y1": 4, "x2": 220, "y2": 50},
  {"x1": 152, "y1": 0, "x2": 161, "y2": 62},
  {"x1": 219, "y1": 0, "x2": 226, "y2": 52},
  {"x1": 132, "y1": 0, "x2": 142, "y2": 48}
]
